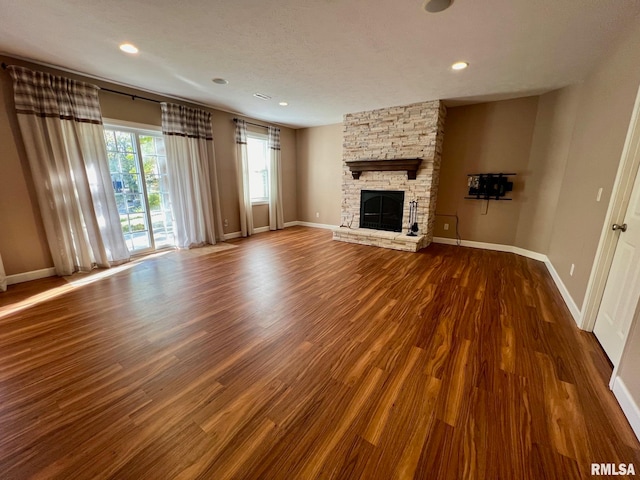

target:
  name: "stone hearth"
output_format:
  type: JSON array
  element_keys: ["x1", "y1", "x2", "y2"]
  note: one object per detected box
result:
[{"x1": 332, "y1": 227, "x2": 424, "y2": 252}]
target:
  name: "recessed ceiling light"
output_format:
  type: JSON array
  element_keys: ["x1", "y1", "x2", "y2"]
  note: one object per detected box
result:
[
  {"x1": 119, "y1": 43, "x2": 139, "y2": 54},
  {"x1": 451, "y1": 61, "x2": 469, "y2": 70},
  {"x1": 279, "y1": 101, "x2": 288, "y2": 106},
  {"x1": 253, "y1": 93, "x2": 271, "y2": 100},
  {"x1": 212, "y1": 78, "x2": 228, "y2": 85}
]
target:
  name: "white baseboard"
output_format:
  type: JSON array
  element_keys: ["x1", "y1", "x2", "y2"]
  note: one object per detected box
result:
[
  {"x1": 512, "y1": 246, "x2": 548, "y2": 263},
  {"x1": 432, "y1": 236, "x2": 582, "y2": 325},
  {"x1": 543, "y1": 258, "x2": 582, "y2": 325},
  {"x1": 6, "y1": 267, "x2": 56, "y2": 285},
  {"x1": 295, "y1": 221, "x2": 337, "y2": 230},
  {"x1": 430, "y1": 236, "x2": 460, "y2": 246},
  {"x1": 612, "y1": 377, "x2": 640, "y2": 442},
  {"x1": 223, "y1": 227, "x2": 268, "y2": 239},
  {"x1": 224, "y1": 222, "x2": 301, "y2": 241},
  {"x1": 431, "y1": 237, "x2": 546, "y2": 262}
]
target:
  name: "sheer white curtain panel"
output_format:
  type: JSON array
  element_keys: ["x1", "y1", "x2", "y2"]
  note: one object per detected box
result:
[
  {"x1": 161, "y1": 102, "x2": 223, "y2": 248},
  {"x1": 234, "y1": 119, "x2": 254, "y2": 237},
  {"x1": 8, "y1": 65, "x2": 129, "y2": 276},
  {"x1": 268, "y1": 126, "x2": 284, "y2": 230}
]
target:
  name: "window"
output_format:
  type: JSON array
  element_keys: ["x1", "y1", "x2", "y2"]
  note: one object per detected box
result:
[
  {"x1": 104, "y1": 125, "x2": 175, "y2": 252},
  {"x1": 247, "y1": 133, "x2": 270, "y2": 203}
]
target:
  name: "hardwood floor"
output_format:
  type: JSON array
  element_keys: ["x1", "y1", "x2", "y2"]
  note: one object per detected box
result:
[{"x1": 0, "y1": 226, "x2": 638, "y2": 479}]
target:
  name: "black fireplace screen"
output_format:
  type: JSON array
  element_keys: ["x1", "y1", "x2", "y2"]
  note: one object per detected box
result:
[{"x1": 360, "y1": 190, "x2": 404, "y2": 232}]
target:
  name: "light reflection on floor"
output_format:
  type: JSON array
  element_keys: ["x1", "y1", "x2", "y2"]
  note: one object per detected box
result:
[
  {"x1": 0, "y1": 250, "x2": 173, "y2": 320},
  {"x1": 238, "y1": 242, "x2": 293, "y2": 329}
]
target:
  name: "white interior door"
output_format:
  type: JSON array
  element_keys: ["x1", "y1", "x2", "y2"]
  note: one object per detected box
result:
[
  {"x1": 0, "y1": 252, "x2": 6, "y2": 292},
  {"x1": 594, "y1": 165, "x2": 640, "y2": 367}
]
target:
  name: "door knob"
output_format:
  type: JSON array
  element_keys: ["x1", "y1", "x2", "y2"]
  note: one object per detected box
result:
[{"x1": 612, "y1": 223, "x2": 628, "y2": 232}]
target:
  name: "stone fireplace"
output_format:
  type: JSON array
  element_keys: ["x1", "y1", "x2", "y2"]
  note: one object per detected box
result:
[{"x1": 333, "y1": 100, "x2": 446, "y2": 252}]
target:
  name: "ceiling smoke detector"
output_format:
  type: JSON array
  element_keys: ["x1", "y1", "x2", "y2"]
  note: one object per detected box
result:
[{"x1": 423, "y1": 0, "x2": 453, "y2": 13}]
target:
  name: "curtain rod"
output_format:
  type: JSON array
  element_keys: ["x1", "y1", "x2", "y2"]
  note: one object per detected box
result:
[
  {"x1": 2, "y1": 63, "x2": 280, "y2": 124},
  {"x1": 1, "y1": 62, "x2": 162, "y2": 104},
  {"x1": 233, "y1": 118, "x2": 269, "y2": 129},
  {"x1": 100, "y1": 87, "x2": 161, "y2": 104}
]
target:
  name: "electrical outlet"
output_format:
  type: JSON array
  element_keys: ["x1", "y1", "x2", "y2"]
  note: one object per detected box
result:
[
  {"x1": 316, "y1": 212, "x2": 320, "y2": 218},
  {"x1": 224, "y1": 219, "x2": 228, "y2": 227},
  {"x1": 443, "y1": 223, "x2": 449, "y2": 231},
  {"x1": 596, "y1": 187, "x2": 603, "y2": 202},
  {"x1": 570, "y1": 264, "x2": 575, "y2": 276}
]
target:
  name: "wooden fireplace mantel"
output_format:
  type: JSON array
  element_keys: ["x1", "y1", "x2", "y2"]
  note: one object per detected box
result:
[{"x1": 345, "y1": 158, "x2": 423, "y2": 180}]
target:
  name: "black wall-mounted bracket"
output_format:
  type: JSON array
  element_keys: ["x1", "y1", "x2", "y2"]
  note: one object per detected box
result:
[{"x1": 465, "y1": 173, "x2": 515, "y2": 200}]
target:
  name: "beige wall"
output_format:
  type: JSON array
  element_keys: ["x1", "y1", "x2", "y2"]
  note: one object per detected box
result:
[
  {"x1": 252, "y1": 204, "x2": 269, "y2": 229},
  {"x1": 539, "y1": 19, "x2": 640, "y2": 412},
  {"x1": 0, "y1": 54, "x2": 297, "y2": 276},
  {"x1": 279, "y1": 123, "x2": 298, "y2": 225},
  {"x1": 434, "y1": 97, "x2": 539, "y2": 245},
  {"x1": 295, "y1": 124, "x2": 343, "y2": 225},
  {"x1": 547, "y1": 20, "x2": 640, "y2": 309},
  {"x1": 100, "y1": 90, "x2": 162, "y2": 126},
  {"x1": 536, "y1": 19, "x2": 640, "y2": 416},
  {"x1": 514, "y1": 85, "x2": 582, "y2": 253}
]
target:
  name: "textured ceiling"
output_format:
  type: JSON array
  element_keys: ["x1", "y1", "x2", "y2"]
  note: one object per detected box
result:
[{"x1": 1, "y1": 0, "x2": 639, "y2": 128}]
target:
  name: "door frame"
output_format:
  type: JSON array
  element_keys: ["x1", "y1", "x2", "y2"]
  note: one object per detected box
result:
[{"x1": 580, "y1": 84, "x2": 640, "y2": 337}]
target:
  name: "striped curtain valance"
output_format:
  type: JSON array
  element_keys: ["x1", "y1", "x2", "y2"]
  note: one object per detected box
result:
[
  {"x1": 234, "y1": 119, "x2": 247, "y2": 145},
  {"x1": 7, "y1": 65, "x2": 103, "y2": 124},
  {"x1": 268, "y1": 126, "x2": 281, "y2": 151},
  {"x1": 161, "y1": 103, "x2": 213, "y2": 140}
]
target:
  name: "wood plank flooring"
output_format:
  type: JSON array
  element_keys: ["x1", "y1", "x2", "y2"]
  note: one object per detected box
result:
[{"x1": 0, "y1": 226, "x2": 638, "y2": 479}]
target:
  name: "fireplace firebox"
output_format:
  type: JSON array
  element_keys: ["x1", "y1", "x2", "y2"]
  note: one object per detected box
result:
[{"x1": 360, "y1": 190, "x2": 404, "y2": 232}]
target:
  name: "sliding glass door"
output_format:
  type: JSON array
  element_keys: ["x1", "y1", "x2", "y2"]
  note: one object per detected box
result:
[{"x1": 104, "y1": 126, "x2": 175, "y2": 253}]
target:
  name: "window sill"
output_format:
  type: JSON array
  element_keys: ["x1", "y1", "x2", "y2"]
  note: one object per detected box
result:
[{"x1": 251, "y1": 200, "x2": 269, "y2": 206}]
